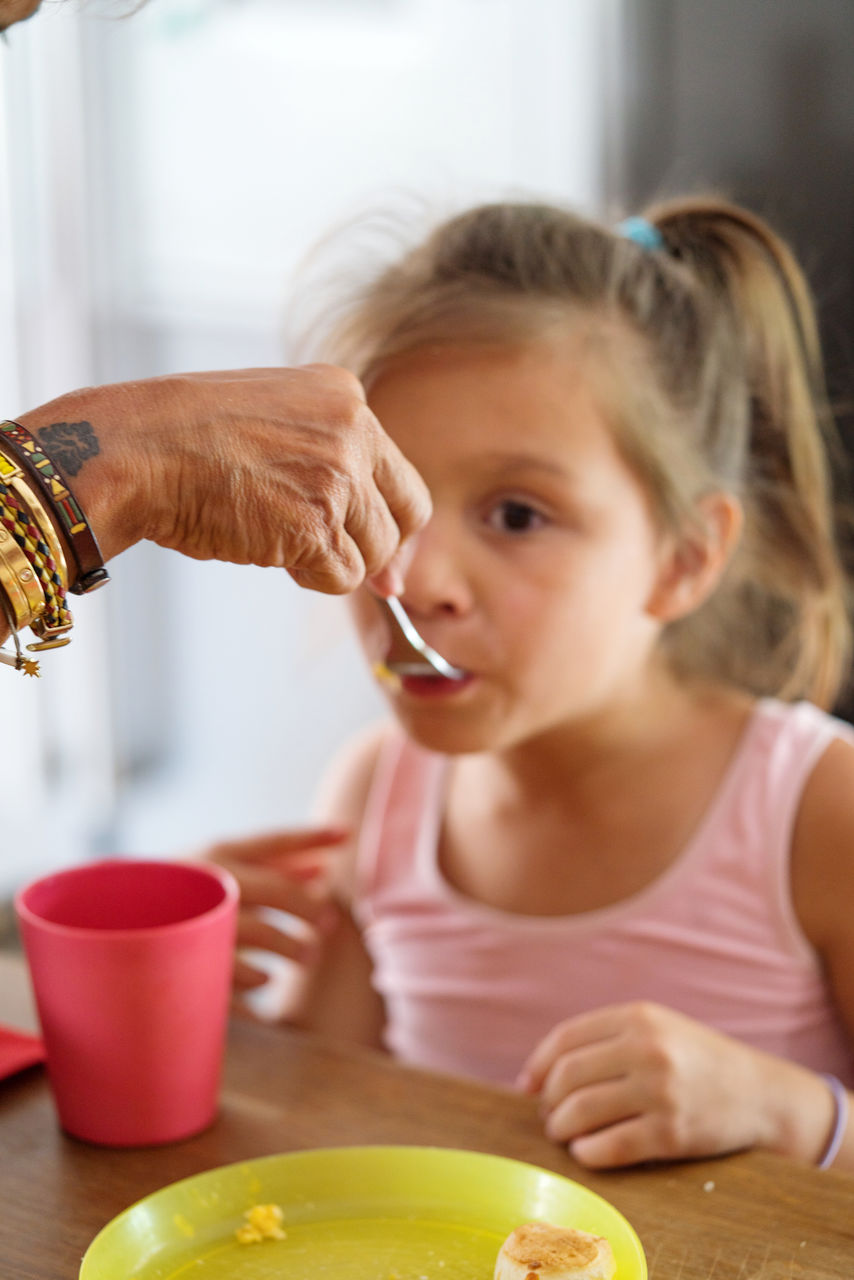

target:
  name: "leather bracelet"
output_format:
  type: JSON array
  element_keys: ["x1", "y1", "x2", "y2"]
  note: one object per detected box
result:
[{"x1": 0, "y1": 420, "x2": 109, "y2": 595}]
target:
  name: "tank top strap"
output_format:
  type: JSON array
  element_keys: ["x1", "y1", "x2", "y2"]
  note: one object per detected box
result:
[
  {"x1": 756, "y1": 699, "x2": 850, "y2": 820},
  {"x1": 354, "y1": 729, "x2": 447, "y2": 914},
  {"x1": 702, "y1": 698, "x2": 854, "y2": 960}
]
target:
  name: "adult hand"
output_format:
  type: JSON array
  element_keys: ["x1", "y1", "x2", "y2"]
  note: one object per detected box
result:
[
  {"x1": 205, "y1": 826, "x2": 348, "y2": 991},
  {"x1": 17, "y1": 364, "x2": 431, "y2": 595},
  {"x1": 0, "y1": 0, "x2": 42, "y2": 33},
  {"x1": 518, "y1": 1001, "x2": 836, "y2": 1168}
]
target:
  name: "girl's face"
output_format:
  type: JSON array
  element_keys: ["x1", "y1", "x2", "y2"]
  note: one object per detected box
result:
[{"x1": 352, "y1": 340, "x2": 678, "y2": 756}]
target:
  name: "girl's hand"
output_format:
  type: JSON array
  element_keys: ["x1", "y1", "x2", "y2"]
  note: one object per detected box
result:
[
  {"x1": 518, "y1": 1001, "x2": 837, "y2": 1169},
  {"x1": 205, "y1": 826, "x2": 349, "y2": 991}
]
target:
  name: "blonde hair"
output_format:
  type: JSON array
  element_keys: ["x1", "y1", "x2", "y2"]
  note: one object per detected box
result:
[{"x1": 318, "y1": 196, "x2": 852, "y2": 708}]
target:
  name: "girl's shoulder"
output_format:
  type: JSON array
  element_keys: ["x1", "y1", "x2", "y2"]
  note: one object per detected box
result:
[
  {"x1": 787, "y1": 701, "x2": 854, "y2": 952},
  {"x1": 312, "y1": 719, "x2": 407, "y2": 900},
  {"x1": 314, "y1": 721, "x2": 392, "y2": 817}
]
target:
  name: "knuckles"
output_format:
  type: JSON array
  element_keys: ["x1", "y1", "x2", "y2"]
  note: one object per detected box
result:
[{"x1": 301, "y1": 363, "x2": 366, "y2": 401}]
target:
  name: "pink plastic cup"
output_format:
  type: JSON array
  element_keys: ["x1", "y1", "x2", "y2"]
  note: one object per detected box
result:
[{"x1": 14, "y1": 858, "x2": 238, "y2": 1147}]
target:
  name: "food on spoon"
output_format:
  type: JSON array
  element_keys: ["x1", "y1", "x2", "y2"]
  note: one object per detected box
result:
[
  {"x1": 234, "y1": 1202, "x2": 286, "y2": 1244},
  {"x1": 494, "y1": 1221, "x2": 616, "y2": 1280},
  {"x1": 372, "y1": 660, "x2": 402, "y2": 690}
]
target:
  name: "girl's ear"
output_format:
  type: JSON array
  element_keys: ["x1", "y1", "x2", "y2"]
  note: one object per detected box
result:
[{"x1": 646, "y1": 491, "x2": 743, "y2": 623}]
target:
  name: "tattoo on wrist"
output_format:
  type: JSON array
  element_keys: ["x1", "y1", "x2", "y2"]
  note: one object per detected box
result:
[{"x1": 37, "y1": 421, "x2": 100, "y2": 477}]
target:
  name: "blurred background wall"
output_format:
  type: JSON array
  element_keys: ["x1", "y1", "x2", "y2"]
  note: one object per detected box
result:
[
  {"x1": 612, "y1": 0, "x2": 854, "y2": 503},
  {"x1": 1, "y1": 0, "x2": 852, "y2": 900}
]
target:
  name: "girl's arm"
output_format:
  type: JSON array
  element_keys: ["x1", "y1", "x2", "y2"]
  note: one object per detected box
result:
[
  {"x1": 289, "y1": 907, "x2": 386, "y2": 1048},
  {"x1": 788, "y1": 733, "x2": 854, "y2": 1169},
  {"x1": 204, "y1": 725, "x2": 389, "y2": 1047},
  {"x1": 286, "y1": 723, "x2": 391, "y2": 1050},
  {"x1": 521, "y1": 731, "x2": 854, "y2": 1172}
]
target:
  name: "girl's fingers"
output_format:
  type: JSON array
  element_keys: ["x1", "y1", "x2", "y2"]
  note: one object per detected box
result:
[
  {"x1": 229, "y1": 865, "x2": 336, "y2": 924},
  {"x1": 518, "y1": 1005, "x2": 627, "y2": 1092},
  {"x1": 235, "y1": 910, "x2": 314, "y2": 964},
  {"x1": 568, "y1": 1114, "x2": 661, "y2": 1169},
  {"x1": 233, "y1": 955, "x2": 272, "y2": 991},
  {"x1": 233, "y1": 904, "x2": 341, "y2": 989},
  {"x1": 209, "y1": 826, "x2": 350, "y2": 867},
  {"x1": 542, "y1": 1076, "x2": 638, "y2": 1145},
  {"x1": 537, "y1": 1038, "x2": 628, "y2": 1116}
]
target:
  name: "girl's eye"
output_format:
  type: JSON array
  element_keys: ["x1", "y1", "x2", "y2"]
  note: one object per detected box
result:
[{"x1": 487, "y1": 499, "x2": 546, "y2": 534}]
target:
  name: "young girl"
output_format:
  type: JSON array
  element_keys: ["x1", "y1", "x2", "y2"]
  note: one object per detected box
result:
[{"x1": 213, "y1": 195, "x2": 854, "y2": 1173}]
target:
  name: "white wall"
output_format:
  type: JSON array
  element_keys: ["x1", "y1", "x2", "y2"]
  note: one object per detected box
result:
[
  {"x1": 1, "y1": 0, "x2": 617, "y2": 887},
  {"x1": 0, "y1": 8, "x2": 118, "y2": 896}
]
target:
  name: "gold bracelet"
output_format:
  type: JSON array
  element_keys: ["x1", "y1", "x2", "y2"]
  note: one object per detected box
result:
[
  {"x1": 0, "y1": 529, "x2": 46, "y2": 628},
  {"x1": 0, "y1": 588, "x2": 40, "y2": 675},
  {"x1": 0, "y1": 451, "x2": 72, "y2": 647},
  {"x1": 0, "y1": 452, "x2": 69, "y2": 587},
  {"x1": 0, "y1": 465, "x2": 53, "y2": 675}
]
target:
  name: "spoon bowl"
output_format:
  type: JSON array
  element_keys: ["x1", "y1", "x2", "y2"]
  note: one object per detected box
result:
[{"x1": 379, "y1": 597, "x2": 466, "y2": 681}]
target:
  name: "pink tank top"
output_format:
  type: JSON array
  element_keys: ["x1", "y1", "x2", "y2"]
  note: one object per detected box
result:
[{"x1": 352, "y1": 699, "x2": 854, "y2": 1087}]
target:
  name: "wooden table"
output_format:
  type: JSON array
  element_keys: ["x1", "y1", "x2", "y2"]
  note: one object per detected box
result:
[{"x1": 1, "y1": 953, "x2": 852, "y2": 1279}]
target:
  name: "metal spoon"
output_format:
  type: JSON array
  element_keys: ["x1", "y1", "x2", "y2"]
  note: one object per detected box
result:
[{"x1": 379, "y1": 596, "x2": 466, "y2": 680}]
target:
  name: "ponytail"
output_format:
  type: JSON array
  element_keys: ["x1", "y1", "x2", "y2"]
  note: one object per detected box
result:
[{"x1": 642, "y1": 196, "x2": 852, "y2": 708}]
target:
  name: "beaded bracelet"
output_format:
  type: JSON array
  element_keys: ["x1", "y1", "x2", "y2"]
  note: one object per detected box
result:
[
  {"x1": 818, "y1": 1074, "x2": 849, "y2": 1170},
  {"x1": 0, "y1": 419, "x2": 109, "y2": 594},
  {"x1": 4, "y1": 460, "x2": 68, "y2": 581},
  {"x1": 0, "y1": 451, "x2": 69, "y2": 589}
]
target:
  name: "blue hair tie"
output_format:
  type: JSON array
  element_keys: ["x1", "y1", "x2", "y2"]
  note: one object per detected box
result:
[{"x1": 618, "y1": 216, "x2": 664, "y2": 252}]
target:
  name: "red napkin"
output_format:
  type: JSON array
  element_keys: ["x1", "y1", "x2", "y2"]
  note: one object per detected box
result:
[{"x1": 0, "y1": 1023, "x2": 45, "y2": 1079}]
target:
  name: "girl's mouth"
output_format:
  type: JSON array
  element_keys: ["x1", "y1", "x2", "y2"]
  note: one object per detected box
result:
[
  {"x1": 399, "y1": 669, "x2": 475, "y2": 698},
  {"x1": 372, "y1": 660, "x2": 474, "y2": 697}
]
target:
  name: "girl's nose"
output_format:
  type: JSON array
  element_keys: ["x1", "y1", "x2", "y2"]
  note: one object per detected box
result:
[{"x1": 398, "y1": 522, "x2": 473, "y2": 619}]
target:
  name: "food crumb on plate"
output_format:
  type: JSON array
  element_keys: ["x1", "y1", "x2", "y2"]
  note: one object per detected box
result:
[{"x1": 235, "y1": 1203, "x2": 286, "y2": 1244}]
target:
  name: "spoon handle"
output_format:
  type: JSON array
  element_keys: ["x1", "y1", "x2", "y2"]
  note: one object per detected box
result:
[{"x1": 382, "y1": 597, "x2": 465, "y2": 680}]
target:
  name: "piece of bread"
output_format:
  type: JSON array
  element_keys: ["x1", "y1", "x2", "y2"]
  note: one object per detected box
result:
[{"x1": 494, "y1": 1221, "x2": 616, "y2": 1280}]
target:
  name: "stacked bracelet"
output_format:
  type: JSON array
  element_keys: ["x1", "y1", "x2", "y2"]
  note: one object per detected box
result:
[
  {"x1": 0, "y1": 464, "x2": 72, "y2": 646},
  {"x1": 818, "y1": 1074, "x2": 849, "y2": 1170},
  {"x1": 0, "y1": 515, "x2": 46, "y2": 628},
  {"x1": 0, "y1": 415, "x2": 109, "y2": 674},
  {"x1": 0, "y1": 419, "x2": 109, "y2": 595}
]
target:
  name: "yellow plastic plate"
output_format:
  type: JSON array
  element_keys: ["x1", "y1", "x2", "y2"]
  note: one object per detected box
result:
[{"x1": 79, "y1": 1144, "x2": 647, "y2": 1279}]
